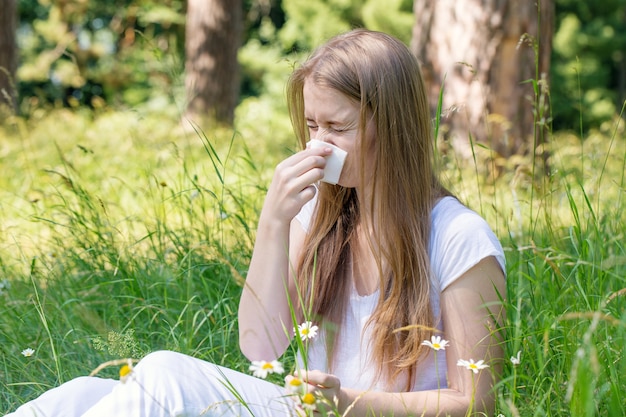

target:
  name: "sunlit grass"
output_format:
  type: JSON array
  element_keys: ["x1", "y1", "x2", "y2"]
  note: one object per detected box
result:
[
  {"x1": 0, "y1": 106, "x2": 280, "y2": 410},
  {"x1": 0, "y1": 102, "x2": 625, "y2": 415}
]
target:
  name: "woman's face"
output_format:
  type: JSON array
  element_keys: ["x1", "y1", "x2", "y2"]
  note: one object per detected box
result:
[{"x1": 303, "y1": 79, "x2": 375, "y2": 189}]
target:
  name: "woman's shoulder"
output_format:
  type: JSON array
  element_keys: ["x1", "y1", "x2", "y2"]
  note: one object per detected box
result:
[
  {"x1": 431, "y1": 196, "x2": 495, "y2": 234},
  {"x1": 430, "y1": 196, "x2": 505, "y2": 290},
  {"x1": 432, "y1": 196, "x2": 480, "y2": 220}
]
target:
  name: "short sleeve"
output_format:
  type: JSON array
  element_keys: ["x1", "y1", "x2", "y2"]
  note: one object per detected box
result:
[
  {"x1": 429, "y1": 197, "x2": 506, "y2": 291},
  {"x1": 294, "y1": 193, "x2": 318, "y2": 232}
]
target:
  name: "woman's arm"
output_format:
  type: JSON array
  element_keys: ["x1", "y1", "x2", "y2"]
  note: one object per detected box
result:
[
  {"x1": 238, "y1": 218, "x2": 308, "y2": 361},
  {"x1": 238, "y1": 147, "x2": 329, "y2": 361},
  {"x1": 299, "y1": 256, "x2": 506, "y2": 416}
]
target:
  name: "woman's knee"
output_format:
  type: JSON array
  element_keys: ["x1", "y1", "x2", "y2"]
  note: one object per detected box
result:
[
  {"x1": 135, "y1": 350, "x2": 183, "y2": 368},
  {"x1": 133, "y1": 350, "x2": 199, "y2": 380}
]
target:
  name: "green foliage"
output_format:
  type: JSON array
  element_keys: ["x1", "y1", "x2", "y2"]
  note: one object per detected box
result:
[
  {"x1": 278, "y1": 0, "x2": 362, "y2": 51},
  {"x1": 361, "y1": 0, "x2": 413, "y2": 45},
  {"x1": 276, "y1": 0, "x2": 413, "y2": 50},
  {"x1": 16, "y1": 0, "x2": 185, "y2": 110},
  {"x1": 552, "y1": 0, "x2": 626, "y2": 132}
]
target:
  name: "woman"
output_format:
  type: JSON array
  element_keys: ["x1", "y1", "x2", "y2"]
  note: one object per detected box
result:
[{"x1": 8, "y1": 29, "x2": 505, "y2": 417}]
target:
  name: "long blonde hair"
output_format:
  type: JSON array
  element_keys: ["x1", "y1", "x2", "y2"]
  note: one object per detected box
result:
[{"x1": 288, "y1": 29, "x2": 450, "y2": 390}]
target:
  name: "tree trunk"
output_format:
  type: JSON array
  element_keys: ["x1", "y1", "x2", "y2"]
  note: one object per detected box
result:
[
  {"x1": 411, "y1": 0, "x2": 554, "y2": 160},
  {"x1": 0, "y1": 0, "x2": 18, "y2": 115},
  {"x1": 184, "y1": 0, "x2": 243, "y2": 126}
]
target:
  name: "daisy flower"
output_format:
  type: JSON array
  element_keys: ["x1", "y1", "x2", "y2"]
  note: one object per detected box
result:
[
  {"x1": 421, "y1": 335, "x2": 449, "y2": 351},
  {"x1": 287, "y1": 376, "x2": 305, "y2": 394},
  {"x1": 21, "y1": 348, "x2": 35, "y2": 357},
  {"x1": 294, "y1": 321, "x2": 319, "y2": 342},
  {"x1": 510, "y1": 350, "x2": 522, "y2": 366},
  {"x1": 457, "y1": 358, "x2": 489, "y2": 374},
  {"x1": 119, "y1": 361, "x2": 134, "y2": 384},
  {"x1": 301, "y1": 392, "x2": 317, "y2": 411},
  {"x1": 249, "y1": 360, "x2": 284, "y2": 379}
]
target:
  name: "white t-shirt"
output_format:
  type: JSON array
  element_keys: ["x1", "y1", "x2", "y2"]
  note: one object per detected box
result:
[{"x1": 294, "y1": 196, "x2": 505, "y2": 392}]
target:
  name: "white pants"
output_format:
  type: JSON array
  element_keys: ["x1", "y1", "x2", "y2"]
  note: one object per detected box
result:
[{"x1": 6, "y1": 351, "x2": 296, "y2": 417}]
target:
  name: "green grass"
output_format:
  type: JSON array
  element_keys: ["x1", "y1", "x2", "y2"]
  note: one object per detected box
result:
[
  {"x1": 1, "y1": 100, "x2": 625, "y2": 416},
  {"x1": 0, "y1": 106, "x2": 280, "y2": 410}
]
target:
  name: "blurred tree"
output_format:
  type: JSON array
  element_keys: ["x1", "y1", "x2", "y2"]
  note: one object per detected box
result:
[
  {"x1": 185, "y1": 0, "x2": 243, "y2": 126},
  {"x1": 412, "y1": 0, "x2": 554, "y2": 160},
  {"x1": 0, "y1": 0, "x2": 18, "y2": 115}
]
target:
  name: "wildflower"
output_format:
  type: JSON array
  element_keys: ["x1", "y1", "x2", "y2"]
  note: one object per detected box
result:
[
  {"x1": 249, "y1": 360, "x2": 284, "y2": 379},
  {"x1": 457, "y1": 358, "x2": 489, "y2": 374},
  {"x1": 287, "y1": 376, "x2": 305, "y2": 394},
  {"x1": 295, "y1": 321, "x2": 319, "y2": 342},
  {"x1": 421, "y1": 335, "x2": 449, "y2": 351},
  {"x1": 119, "y1": 361, "x2": 134, "y2": 384},
  {"x1": 301, "y1": 392, "x2": 317, "y2": 411},
  {"x1": 21, "y1": 348, "x2": 35, "y2": 357},
  {"x1": 510, "y1": 350, "x2": 521, "y2": 366}
]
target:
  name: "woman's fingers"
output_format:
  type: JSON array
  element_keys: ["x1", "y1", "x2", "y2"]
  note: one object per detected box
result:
[
  {"x1": 263, "y1": 148, "x2": 330, "y2": 222},
  {"x1": 286, "y1": 370, "x2": 341, "y2": 398},
  {"x1": 277, "y1": 148, "x2": 329, "y2": 187},
  {"x1": 301, "y1": 370, "x2": 341, "y2": 392}
]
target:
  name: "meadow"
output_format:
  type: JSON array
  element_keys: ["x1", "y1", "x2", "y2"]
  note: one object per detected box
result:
[{"x1": 0, "y1": 95, "x2": 625, "y2": 416}]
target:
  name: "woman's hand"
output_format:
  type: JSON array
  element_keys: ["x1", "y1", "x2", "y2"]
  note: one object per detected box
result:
[
  {"x1": 285, "y1": 370, "x2": 343, "y2": 416},
  {"x1": 261, "y1": 146, "x2": 331, "y2": 225}
]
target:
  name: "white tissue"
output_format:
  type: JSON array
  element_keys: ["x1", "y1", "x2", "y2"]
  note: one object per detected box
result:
[{"x1": 307, "y1": 139, "x2": 348, "y2": 185}]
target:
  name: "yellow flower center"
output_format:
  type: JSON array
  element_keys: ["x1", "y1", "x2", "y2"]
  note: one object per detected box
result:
[
  {"x1": 302, "y1": 393, "x2": 316, "y2": 405},
  {"x1": 289, "y1": 378, "x2": 303, "y2": 387},
  {"x1": 302, "y1": 328, "x2": 309, "y2": 335},
  {"x1": 120, "y1": 365, "x2": 132, "y2": 378},
  {"x1": 433, "y1": 343, "x2": 441, "y2": 349},
  {"x1": 262, "y1": 362, "x2": 274, "y2": 370},
  {"x1": 469, "y1": 363, "x2": 477, "y2": 369}
]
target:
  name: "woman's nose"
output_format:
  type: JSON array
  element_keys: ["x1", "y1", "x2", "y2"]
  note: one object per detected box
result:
[{"x1": 313, "y1": 128, "x2": 331, "y2": 143}]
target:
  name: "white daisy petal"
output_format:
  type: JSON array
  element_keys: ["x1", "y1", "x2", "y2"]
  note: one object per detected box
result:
[
  {"x1": 421, "y1": 335, "x2": 449, "y2": 351},
  {"x1": 457, "y1": 358, "x2": 489, "y2": 374},
  {"x1": 21, "y1": 348, "x2": 35, "y2": 357},
  {"x1": 249, "y1": 359, "x2": 284, "y2": 379},
  {"x1": 510, "y1": 350, "x2": 522, "y2": 366},
  {"x1": 296, "y1": 321, "x2": 319, "y2": 341}
]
